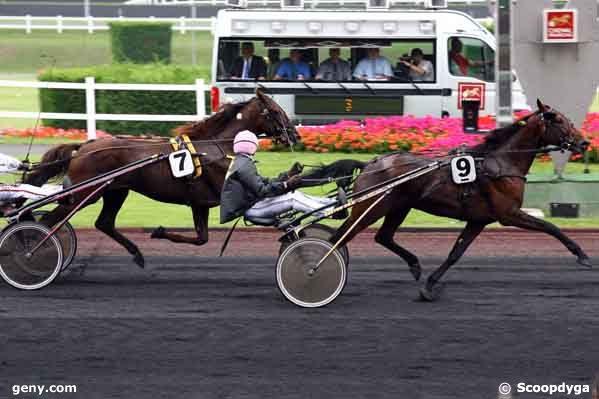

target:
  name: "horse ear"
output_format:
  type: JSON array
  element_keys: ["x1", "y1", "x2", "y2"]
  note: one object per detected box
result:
[
  {"x1": 536, "y1": 98, "x2": 545, "y2": 112},
  {"x1": 255, "y1": 87, "x2": 266, "y2": 99}
]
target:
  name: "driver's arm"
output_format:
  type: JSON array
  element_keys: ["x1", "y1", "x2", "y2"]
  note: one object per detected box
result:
[
  {"x1": 0, "y1": 154, "x2": 23, "y2": 173},
  {"x1": 238, "y1": 162, "x2": 287, "y2": 199}
]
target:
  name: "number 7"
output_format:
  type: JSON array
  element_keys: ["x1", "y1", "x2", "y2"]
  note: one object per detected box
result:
[{"x1": 174, "y1": 152, "x2": 187, "y2": 171}]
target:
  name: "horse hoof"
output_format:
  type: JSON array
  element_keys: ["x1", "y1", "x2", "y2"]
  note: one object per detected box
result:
[
  {"x1": 577, "y1": 256, "x2": 593, "y2": 268},
  {"x1": 419, "y1": 283, "x2": 443, "y2": 302},
  {"x1": 133, "y1": 253, "x2": 145, "y2": 268},
  {"x1": 409, "y1": 263, "x2": 422, "y2": 281},
  {"x1": 151, "y1": 226, "x2": 166, "y2": 239}
]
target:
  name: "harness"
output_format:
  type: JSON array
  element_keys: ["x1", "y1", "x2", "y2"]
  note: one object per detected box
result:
[{"x1": 170, "y1": 134, "x2": 203, "y2": 178}]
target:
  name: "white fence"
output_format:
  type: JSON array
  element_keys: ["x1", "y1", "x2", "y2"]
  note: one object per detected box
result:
[
  {"x1": 0, "y1": 16, "x2": 215, "y2": 34},
  {"x1": 0, "y1": 78, "x2": 209, "y2": 140}
]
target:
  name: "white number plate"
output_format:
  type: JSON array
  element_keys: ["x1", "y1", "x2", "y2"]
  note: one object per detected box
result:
[
  {"x1": 169, "y1": 149, "x2": 194, "y2": 178},
  {"x1": 451, "y1": 155, "x2": 477, "y2": 184}
]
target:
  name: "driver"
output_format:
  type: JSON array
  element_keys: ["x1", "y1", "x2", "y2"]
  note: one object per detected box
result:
[
  {"x1": 220, "y1": 131, "x2": 335, "y2": 224},
  {"x1": 0, "y1": 153, "x2": 62, "y2": 210}
]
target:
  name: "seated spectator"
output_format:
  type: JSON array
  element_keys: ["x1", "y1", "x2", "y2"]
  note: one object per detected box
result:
[
  {"x1": 229, "y1": 42, "x2": 267, "y2": 80},
  {"x1": 274, "y1": 49, "x2": 312, "y2": 80},
  {"x1": 353, "y1": 48, "x2": 393, "y2": 81},
  {"x1": 398, "y1": 48, "x2": 434, "y2": 82},
  {"x1": 449, "y1": 38, "x2": 491, "y2": 77},
  {"x1": 315, "y1": 48, "x2": 352, "y2": 81}
]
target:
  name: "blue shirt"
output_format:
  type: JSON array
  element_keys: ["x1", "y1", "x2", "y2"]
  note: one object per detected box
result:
[
  {"x1": 352, "y1": 56, "x2": 393, "y2": 80},
  {"x1": 275, "y1": 59, "x2": 312, "y2": 80}
]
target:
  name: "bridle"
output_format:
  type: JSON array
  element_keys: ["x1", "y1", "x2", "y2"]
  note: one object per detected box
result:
[
  {"x1": 256, "y1": 96, "x2": 296, "y2": 148},
  {"x1": 537, "y1": 109, "x2": 578, "y2": 152}
]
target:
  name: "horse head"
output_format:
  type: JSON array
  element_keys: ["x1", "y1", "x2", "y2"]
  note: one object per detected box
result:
[
  {"x1": 249, "y1": 88, "x2": 300, "y2": 147},
  {"x1": 534, "y1": 99, "x2": 589, "y2": 154}
]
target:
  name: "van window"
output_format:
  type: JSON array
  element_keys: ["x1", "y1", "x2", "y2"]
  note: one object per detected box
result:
[
  {"x1": 216, "y1": 38, "x2": 436, "y2": 83},
  {"x1": 448, "y1": 37, "x2": 495, "y2": 82}
]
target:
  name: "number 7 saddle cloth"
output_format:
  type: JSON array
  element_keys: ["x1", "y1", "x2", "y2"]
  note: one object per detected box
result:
[{"x1": 169, "y1": 134, "x2": 203, "y2": 178}]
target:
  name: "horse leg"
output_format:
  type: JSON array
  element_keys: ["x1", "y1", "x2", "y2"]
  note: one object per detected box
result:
[
  {"x1": 151, "y1": 206, "x2": 209, "y2": 245},
  {"x1": 95, "y1": 189, "x2": 146, "y2": 268},
  {"x1": 374, "y1": 207, "x2": 422, "y2": 281},
  {"x1": 499, "y1": 210, "x2": 591, "y2": 267},
  {"x1": 420, "y1": 222, "x2": 486, "y2": 302}
]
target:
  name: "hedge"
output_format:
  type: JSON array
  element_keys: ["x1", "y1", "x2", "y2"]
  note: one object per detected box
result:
[
  {"x1": 38, "y1": 64, "x2": 211, "y2": 136},
  {"x1": 109, "y1": 22, "x2": 172, "y2": 64}
]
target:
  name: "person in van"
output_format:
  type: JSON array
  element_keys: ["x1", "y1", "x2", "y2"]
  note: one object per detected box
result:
[
  {"x1": 449, "y1": 38, "x2": 491, "y2": 77},
  {"x1": 229, "y1": 42, "x2": 267, "y2": 80},
  {"x1": 353, "y1": 48, "x2": 393, "y2": 81},
  {"x1": 398, "y1": 48, "x2": 434, "y2": 82},
  {"x1": 315, "y1": 48, "x2": 352, "y2": 81},
  {"x1": 273, "y1": 49, "x2": 312, "y2": 80}
]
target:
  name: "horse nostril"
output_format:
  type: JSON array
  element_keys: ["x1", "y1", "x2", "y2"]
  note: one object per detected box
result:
[{"x1": 581, "y1": 140, "x2": 590, "y2": 149}]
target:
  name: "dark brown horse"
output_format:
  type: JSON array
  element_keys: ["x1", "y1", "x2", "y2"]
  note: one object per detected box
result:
[
  {"x1": 329, "y1": 100, "x2": 591, "y2": 301},
  {"x1": 26, "y1": 90, "x2": 299, "y2": 267}
]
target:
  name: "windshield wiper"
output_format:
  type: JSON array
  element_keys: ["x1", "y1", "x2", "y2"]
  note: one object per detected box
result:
[
  {"x1": 359, "y1": 80, "x2": 376, "y2": 95},
  {"x1": 333, "y1": 79, "x2": 352, "y2": 96},
  {"x1": 300, "y1": 80, "x2": 318, "y2": 95},
  {"x1": 392, "y1": 75, "x2": 424, "y2": 95}
]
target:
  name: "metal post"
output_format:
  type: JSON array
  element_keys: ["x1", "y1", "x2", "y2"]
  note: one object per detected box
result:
[
  {"x1": 85, "y1": 77, "x2": 97, "y2": 140},
  {"x1": 195, "y1": 79, "x2": 206, "y2": 118},
  {"x1": 84, "y1": 0, "x2": 91, "y2": 18},
  {"x1": 496, "y1": 0, "x2": 512, "y2": 127},
  {"x1": 191, "y1": 5, "x2": 198, "y2": 65}
]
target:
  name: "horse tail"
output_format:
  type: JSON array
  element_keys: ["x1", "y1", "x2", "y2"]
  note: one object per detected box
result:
[
  {"x1": 301, "y1": 159, "x2": 367, "y2": 190},
  {"x1": 24, "y1": 143, "x2": 82, "y2": 186}
]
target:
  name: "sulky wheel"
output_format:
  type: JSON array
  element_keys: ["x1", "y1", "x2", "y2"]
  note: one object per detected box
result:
[
  {"x1": 0, "y1": 221, "x2": 63, "y2": 290},
  {"x1": 276, "y1": 237, "x2": 347, "y2": 308},
  {"x1": 31, "y1": 211, "x2": 77, "y2": 271},
  {"x1": 279, "y1": 223, "x2": 350, "y2": 266}
]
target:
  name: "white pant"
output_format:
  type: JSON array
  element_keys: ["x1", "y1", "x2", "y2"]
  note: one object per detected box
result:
[
  {"x1": 245, "y1": 191, "x2": 335, "y2": 219},
  {"x1": 0, "y1": 184, "x2": 62, "y2": 203}
]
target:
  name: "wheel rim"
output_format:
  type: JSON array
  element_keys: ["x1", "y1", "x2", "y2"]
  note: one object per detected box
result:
[
  {"x1": 32, "y1": 211, "x2": 77, "y2": 270},
  {"x1": 299, "y1": 224, "x2": 350, "y2": 266},
  {"x1": 0, "y1": 222, "x2": 63, "y2": 290},
  {"x1": 277, "y1": 238, "x2": 346, "y2": 308}
]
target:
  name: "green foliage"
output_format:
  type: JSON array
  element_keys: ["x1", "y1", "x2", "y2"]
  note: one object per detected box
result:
[
  {"x1": 38, "y1": 64, "x2": 211, "y2": 135},
  {"x1": 109, "y1": 22, "x2": 173, "y2": 64}
]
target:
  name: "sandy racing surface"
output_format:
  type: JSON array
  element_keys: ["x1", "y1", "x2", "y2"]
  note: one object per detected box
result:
[{"x1": 0, "y1": 229, "x2": 598, "y2": 398}]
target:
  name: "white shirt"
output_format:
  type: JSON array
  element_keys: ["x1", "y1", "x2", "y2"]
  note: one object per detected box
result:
[
  {"x1": 353, "y1": 56, "x2": 393, "y2": 79},
  {"x1": 242, "y1": 56, "x2": 253, "y2": 80},
  {"x1": 0, "y1": 153, "x2": 22, "y2": 174},
  {"x1": 410, "y1": 59, "x2": 434, "y2": 82}
]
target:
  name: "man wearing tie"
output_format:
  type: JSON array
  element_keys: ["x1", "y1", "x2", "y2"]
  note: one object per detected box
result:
[
  {"x1": 230, "y1": 42, "x2": 267, "y2": 80},
  {"x1": 315, "y1": 48, "x2": 352, "y2": 81},
  {"x1": 274, "y1": 49, "x2": 312, "y2": 81},
  {"x1": 352, "y1": 47, "x2": 393, "y2": 81}
]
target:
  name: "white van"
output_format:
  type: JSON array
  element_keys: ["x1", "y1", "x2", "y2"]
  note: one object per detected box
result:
[{"x1": 211, "y1": 6, "x2": 529, "y2": 124}]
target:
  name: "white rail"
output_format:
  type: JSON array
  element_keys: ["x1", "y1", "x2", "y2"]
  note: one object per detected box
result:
[
  {"x1": 0, "y1": 78, "x2": 209, "y2": 140},
  {"x1": 0, "y1": 16, "x2": 215, "y2": 34},
  {"x1": 126, "y1": 0, "x2": 488, "y2": 5}
]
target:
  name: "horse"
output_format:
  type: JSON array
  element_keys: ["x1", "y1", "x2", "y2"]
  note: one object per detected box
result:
[
  {"x1": 25, "y1": 89, "x2": 300, "y2": 267},
  {"x1": 327, "y1": 99, "x2": 591, "y2": 301}
]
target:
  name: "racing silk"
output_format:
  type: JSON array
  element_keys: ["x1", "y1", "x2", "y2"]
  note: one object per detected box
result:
[
  {"x1": 0, "y1": 153, "x2": 22, "y2": 174},
  {"x1": 220, "y1": 154, "x2": 290, "y2": 224}
]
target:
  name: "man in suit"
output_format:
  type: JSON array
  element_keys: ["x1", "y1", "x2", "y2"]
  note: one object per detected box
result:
[{"x1": 230, "y1": 42, "x2": 267, "y2": 80}]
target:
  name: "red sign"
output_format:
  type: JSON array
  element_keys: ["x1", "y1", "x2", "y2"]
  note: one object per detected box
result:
[
  {"x1": 543, "y1": 9, "x2": 578, "y2": 42},
  {"x1": 457, "y1": 82, "x2": 485, "y2": 110}
]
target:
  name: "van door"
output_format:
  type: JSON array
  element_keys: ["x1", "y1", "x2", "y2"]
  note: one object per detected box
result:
[{"x1": 444, "y1": 35, "x2": 496, "y2": 117}]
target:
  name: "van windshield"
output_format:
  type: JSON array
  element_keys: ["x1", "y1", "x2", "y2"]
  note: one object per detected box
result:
[{"x1": 216, "y1": 38, "x2": 436, "y2": 83}]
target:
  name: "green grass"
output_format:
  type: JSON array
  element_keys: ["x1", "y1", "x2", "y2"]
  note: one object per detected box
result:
[{"x1": 1, "y1": 152, "x2": 598, "y2": 229}]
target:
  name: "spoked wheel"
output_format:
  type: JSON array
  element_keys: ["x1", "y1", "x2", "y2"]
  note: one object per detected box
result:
[
  {"x1": 276, "y1": 238, "x2": 347, "y2": 308},
  {"x1": 31, "y1": 211, "x2": 77, "y2": 271},
  {"x1": 279, "y1": 223, "x2": 350, "y2": 266},
  {"x1": 0, "y1": 222, "x2": 63, "y2": 290}
]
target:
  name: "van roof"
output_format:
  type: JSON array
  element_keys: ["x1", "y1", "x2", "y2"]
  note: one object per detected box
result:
[{"x1": 215, "y1": 9, "x2": 491, "y2": 39}]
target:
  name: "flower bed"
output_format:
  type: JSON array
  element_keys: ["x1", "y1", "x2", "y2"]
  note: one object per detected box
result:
[
  {"x1": 0, "y1": 127, "x2": 111, "y2": 140},
  {"x1": 260, "y1": 113, "x2": 599, "y2": 162}
]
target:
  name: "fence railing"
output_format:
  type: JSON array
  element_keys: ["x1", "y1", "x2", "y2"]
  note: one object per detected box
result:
[
  {"x1": 0, "y1": 16, "x2": 215, "y2": 34},
  {"x1": 0, "y1": 78, "x2": 209, "y2": 140}
]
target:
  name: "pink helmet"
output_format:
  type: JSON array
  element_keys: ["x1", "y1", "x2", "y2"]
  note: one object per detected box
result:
[{"x1": 233, "y1": 130, "x2": 259, "y2": 155}]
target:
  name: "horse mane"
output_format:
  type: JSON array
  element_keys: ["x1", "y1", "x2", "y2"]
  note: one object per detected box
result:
[
  {"x1": 469, "y1": 113, "x2": 536, "y2": 153},
  {"x1": 173, "y1": 100, "x2": 251, "y2": 138}
]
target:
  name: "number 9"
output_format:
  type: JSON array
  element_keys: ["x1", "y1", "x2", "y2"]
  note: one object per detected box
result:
[{"x1": 456, "y1": 158, "x2": 471, "y2": 177}]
